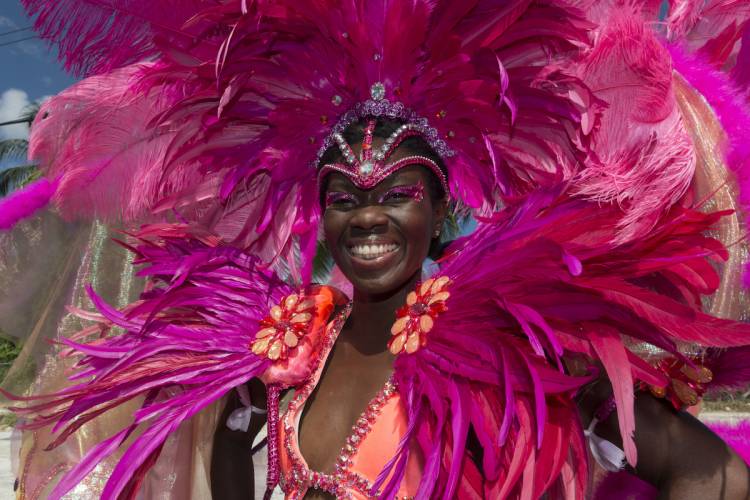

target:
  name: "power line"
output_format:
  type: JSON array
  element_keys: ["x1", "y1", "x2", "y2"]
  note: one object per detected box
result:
[
  {"x1": 0, "y1": 35, "x2": 38, "y2": 48},
  {"x1": 0, "y1": 26, "x2": 32, "y2": 38},
  {"x1": 0, "y1": 118, "x2": 32, "y2": 127}
]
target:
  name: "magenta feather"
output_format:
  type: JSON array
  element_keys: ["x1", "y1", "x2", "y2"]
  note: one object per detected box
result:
[
  {"x1": 592, "y1": 470, "x2": 657, "y2": 500},
  {"x1": 384, "y1": 189, "x2": 750, "y2": 498},
  {"x1": 21, "y1": 0, "x2": 209, "y2": 76},
  {"x1": 668, "y1": 45, "x2": 750, "y2": 205},
  {"x1": 667, "y1": 44, "x2": 750, "y2": 282},
  {"x1": 703, "y1": 346, "x2": 750, "y2": 393},
  {"x1": 5, "y1": 228, "x2": 313, "y2": 499},
  {"x1": 0, "y1": 177, "x2": 58, "y2": 230},
  {"x1": 665, "y1": 0, "x2": 750, "y2": 65},
  {"x1": 706, "y1": 420, "x2": 750, "y2": 467}
]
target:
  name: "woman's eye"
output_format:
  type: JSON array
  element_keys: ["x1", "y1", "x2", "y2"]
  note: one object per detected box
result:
[
  {"x1": 379, "y1": 184, "x2": 424, "y2": 204},
  {"x1": 325, "y1": 192, "x2": 358, "y2": 209},
  {"x1": 383, "y1": 191, "x2": 409, "y2": 201}
]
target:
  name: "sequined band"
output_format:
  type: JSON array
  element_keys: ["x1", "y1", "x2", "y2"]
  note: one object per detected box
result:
[{"x1": 319, "y1": 155, "x2": 448, "y2": 193}]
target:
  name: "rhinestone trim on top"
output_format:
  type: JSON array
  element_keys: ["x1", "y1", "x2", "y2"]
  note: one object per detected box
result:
[
  {"x1": 313, "y1": 100, "x2": 456, "y2": 168},
  {"x1": 280, "y1": 306, "x2": 399, "y2": 499}
]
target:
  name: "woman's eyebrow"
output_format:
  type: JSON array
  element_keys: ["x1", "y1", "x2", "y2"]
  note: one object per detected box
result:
[{"x1": 377, "y1": 182, "x2": 424, "y2": 203}]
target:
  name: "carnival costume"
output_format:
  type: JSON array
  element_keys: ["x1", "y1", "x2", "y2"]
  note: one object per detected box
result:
[{"x1": 3, "y1": 0, "x2": 750, "y2": 499}]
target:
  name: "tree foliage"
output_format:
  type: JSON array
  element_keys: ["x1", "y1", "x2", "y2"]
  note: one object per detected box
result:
[{"x1": 0, "y1": 102, "x2": 42, "y2": 197}]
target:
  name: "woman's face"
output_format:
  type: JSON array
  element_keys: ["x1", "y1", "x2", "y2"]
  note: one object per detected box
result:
[{"x1": 322, "y1": 163, "x2": 446, "y2": 299}]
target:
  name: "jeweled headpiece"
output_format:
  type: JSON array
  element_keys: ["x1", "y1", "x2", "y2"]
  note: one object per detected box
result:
[{"x1": 317, "y1": 84, "x2": 450, "y2": 194}]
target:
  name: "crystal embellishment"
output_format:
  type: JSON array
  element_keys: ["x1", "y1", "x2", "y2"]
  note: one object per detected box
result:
[
  {"x1": 359, "y1": 161, "x2": 373, "y2": 176},
  {"x1": 370, "y1": 82, "x2": 386, "y2": 101},
  {"x1": 279, "y1": 305, "x2": 401, "y2": 498}
]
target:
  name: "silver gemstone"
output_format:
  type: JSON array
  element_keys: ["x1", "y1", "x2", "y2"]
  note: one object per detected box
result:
[
  {"x1": 370, "y1": 82, "x2": 386, "y2": 101},
  {"x1": 359, "y1": 161, "x2": 374, "y2": 175}
]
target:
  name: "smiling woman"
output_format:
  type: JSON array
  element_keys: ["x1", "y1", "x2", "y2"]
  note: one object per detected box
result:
[{"x1": 8, "y1": 1, "x2": 750, "y2": 499}]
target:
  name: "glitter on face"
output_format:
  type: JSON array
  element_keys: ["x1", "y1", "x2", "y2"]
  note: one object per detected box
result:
[
  {"x1": 325, "y1": 191, "x2": 360, "y2": 209},
  {"x1": 377, "y1": 182, "x2": 424, "y2": 204}
]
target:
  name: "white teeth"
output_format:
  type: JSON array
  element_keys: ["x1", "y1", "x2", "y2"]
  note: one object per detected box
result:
[{"x1": 350, "y1": 243, "x2": 398, "y2": 259}]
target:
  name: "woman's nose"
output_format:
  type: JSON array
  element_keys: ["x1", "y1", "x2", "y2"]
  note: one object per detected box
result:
[{"x1": 349, "y1": 205, "x2": 389, "y2": 232}]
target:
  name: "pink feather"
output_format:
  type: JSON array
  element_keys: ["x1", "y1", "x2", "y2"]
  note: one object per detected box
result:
[
  {"x1": 706, "y1": 420, "x2": 750, "y2": 466},
  {"x1": 0, "y1": 177, "x2": 58, "y2": 230},
  {"x1": 666, "y1": 0, "x2": 750, "y2": 65},
  {"x1": 573, "y1": 7, "x2": 695, "y2": 242},
  {"x1": 667, "y1": 44, "x2": 750, "y2": 207},
  {"x1": 667, "y1": 44, "x2": 750, "y2": 283},
  {"x1": 21, "y1": 0, "x2": 209, "y2": 76}
]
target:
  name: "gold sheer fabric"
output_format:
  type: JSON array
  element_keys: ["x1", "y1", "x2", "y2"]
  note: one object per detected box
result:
[
  {"x1": 0, "y1": 213, "x2": 220, "y2": 499},
  {"x1": 674, "y1": 73, "x2": 749, "y2": 323}
]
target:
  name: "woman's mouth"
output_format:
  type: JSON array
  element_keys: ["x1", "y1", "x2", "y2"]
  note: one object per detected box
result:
[{"x1": 348, "y1": 243, "x2": 399, "y2": 260}]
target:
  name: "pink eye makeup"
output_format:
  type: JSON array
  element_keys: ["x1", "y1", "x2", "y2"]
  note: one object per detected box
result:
[
  {"x1": 378, "y1": 182, "x2": 424, "y2": 204},
  {"x1": 325, "y1": 191, "x2": 360, "y2": 209}
]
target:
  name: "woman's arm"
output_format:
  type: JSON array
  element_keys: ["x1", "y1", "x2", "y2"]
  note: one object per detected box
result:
[
  {"x1": 211, "y1": 378, "x2": 268, "y2": 500},
  {"x1": 579, "y1": 380, "x2": 750, "y2": 499}
]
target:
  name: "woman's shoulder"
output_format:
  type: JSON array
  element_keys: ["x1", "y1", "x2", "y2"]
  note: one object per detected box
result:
[{"x1": 258, "y1": 284, "x2": 349, "y2": 388}]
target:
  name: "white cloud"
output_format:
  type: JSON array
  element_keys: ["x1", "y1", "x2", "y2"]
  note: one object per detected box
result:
[
  {"x1": 0, "y1": 16, "x2": 18, "y2": 29},
  {"x1": 14, "y1": 39, "x2": 45, "y2": 59},
  {"x1": 0, "y1": 88, "x2": 32, "y2": 140}
]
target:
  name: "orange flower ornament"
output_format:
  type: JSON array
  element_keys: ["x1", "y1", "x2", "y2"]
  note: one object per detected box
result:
[
  {"x1": 388, "y1": 276, "x2": 451, "y2": 355},
  {"x1": 254, "y1": 285, "x2": 346, "y2": 386}
]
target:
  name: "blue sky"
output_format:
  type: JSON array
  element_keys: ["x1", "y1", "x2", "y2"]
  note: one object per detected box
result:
[{"x1": 0, "y1": 1, "x2": 77, "y2": 144}]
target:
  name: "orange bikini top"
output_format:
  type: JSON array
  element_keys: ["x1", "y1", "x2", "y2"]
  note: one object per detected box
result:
[{"x1": 277, "y1": 315, "x2": 423, "y2": 499}]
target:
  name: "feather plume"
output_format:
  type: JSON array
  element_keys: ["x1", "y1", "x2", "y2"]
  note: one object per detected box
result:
[
  {"x1": 667, "y1": 44, "x2": 750, "y2": 282},
  {"x1": 383, "y1": 190, "x2": 750, "y2": 498},
  {"x1": 4, "y1": 227, "x2": 340, "y2": 499},
  {"x1": 666, "y1": 0, "x2": 750, "y2": 66},
  {"x1": 667, "y1": 45, "x2": 750, "y2": 211},
  {"x1": 573, "y1": 7, "x2": 695, "y2": 242},
  {"x1": 0, "y1": 177, "x2": 58, "y2": 230},
  {"x1": 21, "y1": 0, "x2": 209, "y2": 76},
  {"x1": 706, "y1": 420, "x2": 750, "y2": 467}
]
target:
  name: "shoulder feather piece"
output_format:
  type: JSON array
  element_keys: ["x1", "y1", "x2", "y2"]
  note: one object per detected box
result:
[
  {"x1": 3, "y1": 225, "x2": 345, "y2": 499},
  {"x1": 383, "y1": 190, "x2": 750, "y2": 498}
]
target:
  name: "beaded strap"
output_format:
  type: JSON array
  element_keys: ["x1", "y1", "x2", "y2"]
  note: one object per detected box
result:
[{"x1": 277, "y1": 303, "x2": 408, "y2": 499}]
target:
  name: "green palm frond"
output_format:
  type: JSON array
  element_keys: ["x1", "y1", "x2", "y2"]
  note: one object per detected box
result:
[
  {"x1": 19, "y1": 102, "x2": 41, "y2": 125},
  {"x1": 0, "y1": 139, "x2": 29, "y2": 162},
  {"x1": 312, "y1": 240, "x2": 334, "y2": 283},
  {"x1": 0, "y1": 165, "x2": 40, "y2": 197}
]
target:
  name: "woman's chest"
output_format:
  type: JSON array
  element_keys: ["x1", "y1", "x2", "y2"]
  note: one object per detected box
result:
[{"x1": 297, "y1": 360, "x2": 393, "y2": 473}]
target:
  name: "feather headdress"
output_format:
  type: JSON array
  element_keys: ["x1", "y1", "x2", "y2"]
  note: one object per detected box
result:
[{"x1": 14, "y1": 0, "x2": 602, "y2": 280}]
